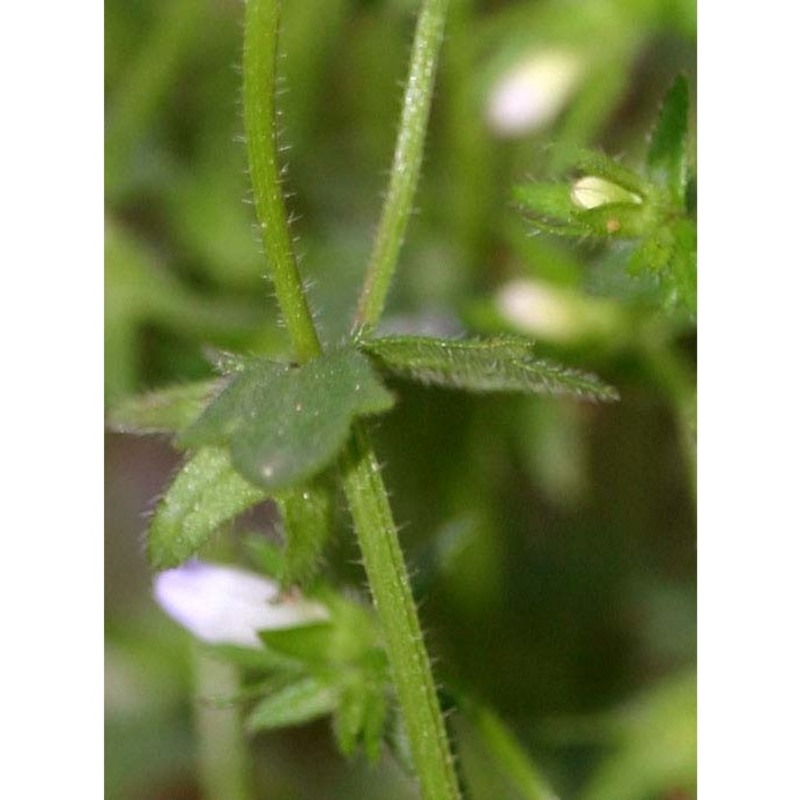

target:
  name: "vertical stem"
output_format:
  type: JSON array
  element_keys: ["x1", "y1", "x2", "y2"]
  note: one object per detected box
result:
[
  {"x1": 194, "y1": 647, "x2": 255, "y2": 800},
  {"x1": 353, "y1": 0, "x2": 450, "y2": 333},
  {"x1": 341, "y1": 422, "x2": 462, "y2": 800},
  {"x1": 243, "y1": 0, "x2": 322, "y2": 362}
]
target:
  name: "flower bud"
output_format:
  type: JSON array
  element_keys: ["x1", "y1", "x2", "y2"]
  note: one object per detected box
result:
[{"x1": 570, "y1": 175, "x2": 643, "y2": 210}]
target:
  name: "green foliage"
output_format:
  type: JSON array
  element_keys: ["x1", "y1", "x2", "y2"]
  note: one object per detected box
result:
[
  {"x1": 106, "y1": 380, "x2": 220, "y2": 435},
  {"x1": 178, "y1": 347, "x2": 395, "y2": 491},
  {"x1": 246, "y1": 676, "x2": 337, "y2": 733},
  {"x1": 647, "y1": 75, "x2": 691, "y2": 205},
  {"x1": 106, "y1": 0, "x2": 696, "y2": 796},
  {"x1": 232, "y1": 589, "x2": 391, "y2": 763},
  {"x1": 514, "y1": 76, "x2": 696, "y2": 314},
  {"x1": 361, "y1": 335, "x2": 619, "y2": 401},
  {"x1": 148, "y1": 448, "x2": 268, "y2": 570}
]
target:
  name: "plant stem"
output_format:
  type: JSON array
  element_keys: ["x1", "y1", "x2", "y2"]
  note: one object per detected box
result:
[
  {"x1": 194, "y1": 647, "x2": 255, "y2": 800},
  {"x1": 353, "y1": 0, "x2": 450, "y2": 333},
  {"x1": 243, "y1": 0, "x2": 322, "y2": 363},
  {"x1": 341, "y1": 421, "x2": 462, "y2": 800},
  {"x1": 462, "y1": 699, "x2": 559, "y2": 800}
]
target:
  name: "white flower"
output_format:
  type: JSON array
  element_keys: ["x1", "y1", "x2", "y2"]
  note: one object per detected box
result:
[
  {"x1": 486, "y1": 50, "x2": 583, "y2": 137},
  {"x1": 153, "y1": 561, "x2": 330, "y2": 649}
]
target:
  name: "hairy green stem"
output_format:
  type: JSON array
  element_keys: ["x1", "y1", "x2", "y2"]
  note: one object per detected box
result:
[
  {"x1": 194, "y1": 647, "x2": 255, "y2": 800},
  {"x1": 353, "y1": 0, "x2": 450, "y2": 333},
  {"x1": 243, "y1": 0, "x2": 322, "y2": 362},
  {"x1": 341, "y1": 422, "x2": 462, "y2": 800}
]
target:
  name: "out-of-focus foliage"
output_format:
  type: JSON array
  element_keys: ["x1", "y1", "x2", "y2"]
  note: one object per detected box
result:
[{"x1": 106, "y1": 0, "x2": 696, "y2": 797}]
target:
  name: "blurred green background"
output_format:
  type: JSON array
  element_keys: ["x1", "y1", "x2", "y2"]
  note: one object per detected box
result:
[{"x1": 105, "y1": 0, "x2": 696, "y2": 797}]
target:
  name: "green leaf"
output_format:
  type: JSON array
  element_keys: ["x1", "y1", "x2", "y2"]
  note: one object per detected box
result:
[
  {"x1": 178, "y1": 347, "x2": 395, "y2": 490},
  {"x1": 275, "y1": 474, "x2": 335, "y2": 588},
  {"x1": 246, "y1": 676, "x2": 337, "y2": 734},
  {"x1": 106, "y1": 380, "x2": 220, "y2": 435},
  {"x1": 646, "y1": 75, "x2": 690, "y2": 204},
  {"x1": 259, "y1": 622, "x2": 337, "y2": 665},
  {"x1": 361, "y1": 336, "x2": 619, "y2": 402},
  {"x1": 148, "y1": 447, "x2": 269, "y2": 569}
]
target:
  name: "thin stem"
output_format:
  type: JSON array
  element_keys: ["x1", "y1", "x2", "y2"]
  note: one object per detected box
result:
[
  {"x1": 341, "y1": 422, "x2": 462, "y2": 800},
  {"x1": 462, "y1": 699, "x2": 559, "y2": 800},
  {"x1": 194, "y1": 647, "x2": 255, "y2": 800},
  {"x1": 353, "y1": 0, "x2": 450, "y2": 333},
  {"x1": 243, "y1": 0, "x2": 322, "y2": 362}
]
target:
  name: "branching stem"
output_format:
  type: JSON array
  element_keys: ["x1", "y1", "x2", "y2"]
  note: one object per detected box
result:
[{"x1": 243, "y1": 2, "x2": 460, "y2": 797}]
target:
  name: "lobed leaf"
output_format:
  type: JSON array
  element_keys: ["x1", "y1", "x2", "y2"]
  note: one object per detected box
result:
[
  {"x1": 148, "y1": 447, "x2": 269, "y2": 569},
  {"x1": 106, "y1": 379, "x2": 220, "y2": 435},
  {"x1": 646, "y1": 74, "x2": 690, "y2": 205},
  {"x1": 246, "y1": 676, "x2": 337, "y2": 733},
  {"x1": 178, "y1": 347, "x2": 395, "y2": 491},
  {"x1": 361, "y1": 336, "x2": 619, "y2": 402}
]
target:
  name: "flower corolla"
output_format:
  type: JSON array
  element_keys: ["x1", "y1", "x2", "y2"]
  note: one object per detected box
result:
[{"x1": 154, "y1": 561, "x2": 329, "y2": 649}]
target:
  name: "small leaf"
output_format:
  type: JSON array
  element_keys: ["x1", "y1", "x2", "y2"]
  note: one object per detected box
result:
[
  {"x1": 647, "y1": 75, "x2": 690, "y2": 204},
  {"x1": 178, "y1": 347, "x2": 395, "y2": 490},
  {"x1": 275, "y1": 474, "x2": 335, "y2": 588},
  {"x1": 148, "y1": 448, "x2": 268, "y2": 569},
  {"x1": 259, "y1": 621, "x2": 337, "y2": 665},
  {"x1": 246, "y1": 676, "x2": 337, "y2": 734},
  {"x1": 361, "y1": 336, "x2": 619, "y2": 402},
  {"x1": 106, "y1": 380, "x2": 220, "y2": 435}
]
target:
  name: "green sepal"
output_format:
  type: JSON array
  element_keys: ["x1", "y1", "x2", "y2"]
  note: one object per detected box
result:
[
  {"x1": 148, "y1": 447, "x2": 268, "y2": 569},
  {"x1": 275, "y1": 473, "x2": 335, "y2": 589},
  {"x1": 572, "y1": 148, "x2": 652, "y2": 198},
  {"x1": 647, "y1": 74, "x2": 690, "y2": 205},
  {"x1": 246, "y1": 676, "x2": 338, "y2": 734},
  {"x1": 361, "y1": 336, "x2": 619, "y2": 402},
  {"x1": 106, "y1": 379, "x2": 221, "y2": 435},
  {"x1": 178, "y1": 346, "x2": 395, "y2": 491},
  {"x1": 513, "y1": 183, "x2": 591, "y2": 237},
  {"x1": 333, "y1": 680, "x2": 388, "y2": 762}
]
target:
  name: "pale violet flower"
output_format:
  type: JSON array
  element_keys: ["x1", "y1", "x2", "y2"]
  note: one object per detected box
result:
[
  {"x1": 154, "y1": 561, "x2": 329, "y2": 649},
  {"x1": 486, "y1": 50, "x2": 583, "y2": 137}
]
